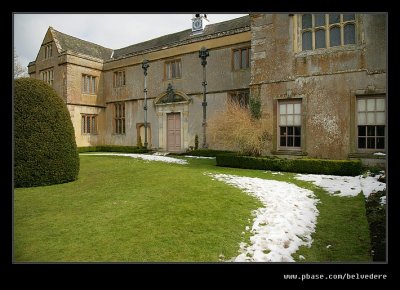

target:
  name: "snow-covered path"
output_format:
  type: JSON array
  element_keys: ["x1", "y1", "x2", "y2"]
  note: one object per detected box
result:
[
  {"x1": 294, "y1": 174, "x2": 386, "y2": 197},
  {"x1": 207, "y1": 173, "x2": 319, "y2": 262},
  {"x1": 80, "y1": 153, "x2": 188, "y2": 164}
]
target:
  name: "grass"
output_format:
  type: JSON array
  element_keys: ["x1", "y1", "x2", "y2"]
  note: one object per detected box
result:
[{"x1": 14, "y1": 154, "x2": 371, "y2": 262}]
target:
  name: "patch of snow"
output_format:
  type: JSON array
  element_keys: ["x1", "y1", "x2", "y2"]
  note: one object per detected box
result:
[
  {"x1": 326, "y1": 245, "x2": 332, "y2": 249},
  {"x1": 298, "y1": 255, "x2": 306, "y2": 260},
  {"x1": 207, "y1": 173, "x2": 319, "y2": 262},
  {"x1": 153, "y1": 152, "x2": 169, "y2": 156},
  {"x1": 184, "y1": 155, "x2": 216, "y2": 159},
  {"x1": 373, "y1": 152, "x2": 386, "y2": 156},
  {"x1": 80, "y1": 153, "x2": 188, "y2": 165},
  {"x1": 380, "y1": 196, "x2": 386, "y2": 205},
  {"x1": 294, "y1": 174, "x2": 386, "y2": 198},
  {"x1": 265, "y1": 171, "x2": 283, "y2": 175}
]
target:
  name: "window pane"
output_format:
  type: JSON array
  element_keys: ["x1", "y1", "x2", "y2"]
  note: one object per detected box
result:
[
  {"x1": 376, "y1": 125, "x2": 385, "y2": 136},
  {"x1": 166, "y1": 63, "x2": 171, "y2": 79},
  {"x1": 122, "y1": 119, "x2": 125, "y2": 134},
  {"x1": 367, "y1": 126, "x2": 375, "y2": 136},
  {"x1": 241, "y1": 49, "x2": 247, "y2": 68},
  {"x1": 358, "y1": 126, "x2": 366, "y2": 136},
  {"x1": 358, "y1": 113, "x2": 366, "y2": 125},
  {"x1": 367, "y1": 113, "x2": 375, "y2": 125},
  {"x1": 343, "y1": 13, "x2": 355, "y2": 21},
  {"x1": 376, "y1": 138, "x2": 385, "y2": 149},
  {"x1": 344, "y1": 24, "x2": 355, "y2": 44},
  {"x1": 82, "y1": 116, "x2": 85, "y2": 133},
  {"x1": 280, "y1": 127, "x2": 286, "y2": 135},
  {"x1": 280, "y1": 137, "x2": 286, "y2": 146},
  {"x1": 358, "y1": 137, "x2": 366, "y2": 148},
  {"x1": 330, "y1": 26, "x2": 341, "y2": 47},
  {"x1": 287, "y1": 104, "x2": 293, "y2": 114},
  {"x1": 367, "y1": 138, "x2": 375, "y2": 149},
  {"x1": 314, "y1": 14, "x2": 325, "y2": 26},
  {"x1": 172, "y1": 62, "x2": 177, "y2": 78},
  {"x1": 233, "y1": 50, "x2": 240, "y2": 70},
  {"x1": 176, "y1": 61, "x2": 181, "y2": 77},
  {"x1": 294, "y1": 137, "x2": 301, "y2": 147},
  {"x1": 302, "y1": 14, "x2": 312, "y2": 28},
  {"x1": 294, "y1": 103, "x2": 301, "y2": 114},
  {"x1": 87, "y1": 117, "x2": 91, "y2": 133},
  {"x1": 294, "y1": 115, "x2": 301, "y2": 126},
  {"x1": 376, "y1": 112, "x2": 385, "y2": 125},
  {"x1": 92, "y1": 77, "x2": 96, "y2": 93},
  {"x1": 315, "y1": 29, "x2": 326, "y2": 48},
  {"x1": 280, "y1": 115, "x2": 287, "y2": 126},
  {"x1": 302, "y1": 31, "x2": 312, "y2": 50},
  {"x1": 357, "y1": 99, "x2": 366, "y2": 111},
  {"x1": 287, "y1": 127, "x2": 294, "y2": 135},
  {"x1": 367, "y1": 98, "x2": 375, "y2": 111},
  {"x1": 329, "y1": 13, "x2": 340, "y2": 24},
  {"x1": 376, "y1": 98, "x2": 385, "y2": 111},
  {"x1": 280, "y1": 104, "x2": 286, "y2": 114},
  {"x1": 287, "y1": 136, "x2": 294, "y2": 146},
  {"x1": 287, "y1": 115, "x2": 294, "y2": 126},
  {"x1": 294, "y1": 126, "x2": 301, "y2": 135}
]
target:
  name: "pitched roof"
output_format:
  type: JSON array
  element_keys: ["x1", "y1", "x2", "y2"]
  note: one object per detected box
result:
[
  {"x1": 112, "y1": 15, "x2": 250, "y2": 59},
  {"x1": 50, "y1": 27, "x2": 113, "y2": 60}
]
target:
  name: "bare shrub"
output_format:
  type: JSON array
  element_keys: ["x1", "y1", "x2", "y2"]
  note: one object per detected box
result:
[{"x1": 208, "y1": 100, "x2": 271, "y2": 156}]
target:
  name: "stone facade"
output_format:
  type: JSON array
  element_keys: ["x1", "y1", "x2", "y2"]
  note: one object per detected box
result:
[
  {"x1": 250, "y1": 13, "x2": 386, "y2": 164},
  {"x1": 28, "y1": 14, "x2": 386, "y2": 163}
]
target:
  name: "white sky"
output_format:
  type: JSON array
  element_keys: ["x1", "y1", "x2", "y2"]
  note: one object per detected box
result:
[{"x1": 13, "y1": 13, "x2": 248, "y2": 69}]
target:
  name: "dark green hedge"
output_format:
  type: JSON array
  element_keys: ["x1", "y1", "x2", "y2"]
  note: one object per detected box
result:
[
  {"x1": 180, "y1": 149, "x2": 236, "y2": 157},
  {"x1": 216, "y1": 154, "x2": 363, "y2": 176},
  {"x1": 78, "y1": 146, "x2": 149, "y2": 154},
  {"x1": 14, "y1": 78, "x2": 79, "y2": 187},
  {"x1": 365, "y1": 190, "x2": 386, "y2": 261}
]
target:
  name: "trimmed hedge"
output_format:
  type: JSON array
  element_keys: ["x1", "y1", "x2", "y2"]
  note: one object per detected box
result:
[
  {"x1": 216, "y1": 154, "x2": 363, "y2": 176},
  {"x1": 179, "y1": 149, "x2": 236, "y2": 157},
  {"x1": 78, "y1": 146, "x2": 149, "y2": 154},
  {"x1": 14, "y1": 78, "x2": 80, "y2": 187},
  {"x1": 365, "y1": 189, "x2": 386, "y2": 261}
]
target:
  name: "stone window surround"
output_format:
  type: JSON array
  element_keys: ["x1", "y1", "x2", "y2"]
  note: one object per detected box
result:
[
  {"x1": 277, "y1": 99, "x2": 302, "y2": 151},
  {"x1": 355, "y1": 94, "x2": 386, "y2": 152},
  {"x1": 164, "y1": 59, "x2": 182, "y2": 80},
  {"x1": 293, "y1": 14, "x2": 361, "y2": 55},
  {"x1": 113, "y1": 70, "x2": 126, "y2": 88},
  {"x1": 232, "y1": 46, "x2": 250, "y2": 71},
  {"x1": 81, "y1": 114, "x2": 98, "y2": 134}
]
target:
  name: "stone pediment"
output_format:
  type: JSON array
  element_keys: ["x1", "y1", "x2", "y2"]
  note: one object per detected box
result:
[{"x1": 154, "y1": 83, "x2": 191, "y2": 105}]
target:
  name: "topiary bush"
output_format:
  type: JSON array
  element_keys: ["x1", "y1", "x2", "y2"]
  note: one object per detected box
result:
[
  {"x1": 14, "y1": 78, "x2": 80, "y2": 187},
  {"x1": 216, "y1": 154, "x2": 363, "y2": 176}
]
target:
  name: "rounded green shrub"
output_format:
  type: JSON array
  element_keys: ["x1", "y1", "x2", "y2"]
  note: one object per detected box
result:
[{"x1": 14, "y1": 78, "x2": 80, "y2": 187}]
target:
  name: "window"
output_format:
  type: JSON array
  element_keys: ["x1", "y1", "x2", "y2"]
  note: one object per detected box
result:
[
  {"x1": 233, "y1": 47, "x2": 250, "y2": 70},
  {"x1": 278, "y1": 101, "x2": 302, "y2": 149},
  {"x1": 114, "y1": 102, "x2": 126, "y2": 134},
  {"x1": 41, "y1": 69, "x2": 53, "y2": 86},
  {"x1": 229, "y1": 90, "x2": 250, "y2": 107},
  {"x1": 301, "y1": 14, "x2": 356, "y2": 51},
  {"x1": 357, "y1": 96, "x2": 385, "y2": 150},
  {"x1": 165, "y1": 59, "x2": 181, "y2": 80},
  {"x1": 81, "y1": 114, "x2": 97, "y2": 134},
  {"x1": 113, "y1": 70, "x2": 126, "y2": 87},
  {"x1": 82, "y1": 74, "x2": 97, "y2": 94},
  {"x1": 44, "y1": 44, "x2": 52, "y2": 59}
]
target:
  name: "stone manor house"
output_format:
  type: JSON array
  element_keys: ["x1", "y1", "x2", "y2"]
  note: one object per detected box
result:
[{"x1": 28, "y1": 13, "x2": 386, "y2": 164}]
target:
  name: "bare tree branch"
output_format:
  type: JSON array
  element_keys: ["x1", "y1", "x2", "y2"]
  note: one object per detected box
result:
[{"x1": 14, "y1": 49, "x2": 28, "y2": 79}]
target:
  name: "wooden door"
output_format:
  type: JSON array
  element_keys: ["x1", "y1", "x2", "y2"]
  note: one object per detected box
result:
[{"x1": 167, "y1": 113, "x2": 181, "y2": 152}]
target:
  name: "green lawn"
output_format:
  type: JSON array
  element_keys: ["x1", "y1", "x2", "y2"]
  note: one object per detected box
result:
[{"x1": 14, "y1": 154, "x2": 371, "y2": 262}]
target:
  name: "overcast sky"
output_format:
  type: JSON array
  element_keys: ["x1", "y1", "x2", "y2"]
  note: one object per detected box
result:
[{"x1": 13, "y1": 13, "x2": 248, "y2": 69}]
